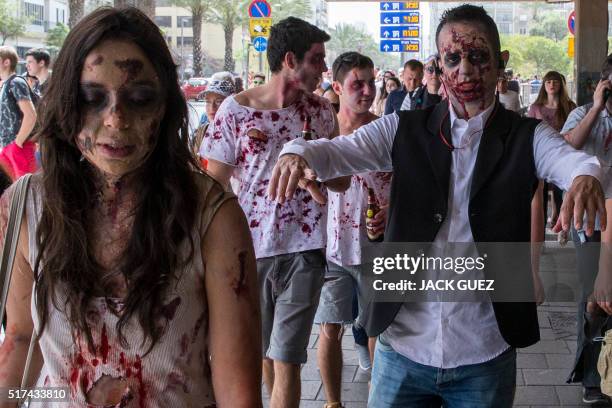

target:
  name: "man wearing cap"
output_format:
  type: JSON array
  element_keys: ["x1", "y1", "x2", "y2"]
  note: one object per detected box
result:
[{"x1": 193, "y1": 78, "x2": 235, "y2": 160}]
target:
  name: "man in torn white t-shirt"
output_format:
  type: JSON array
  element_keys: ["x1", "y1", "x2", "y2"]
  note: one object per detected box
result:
[
  {"x1": 267, "y1": 5, "x2": 608, "y2": 408},
  {"x1": 202, "y1": 17, "x2": 349, "y2": 408}
]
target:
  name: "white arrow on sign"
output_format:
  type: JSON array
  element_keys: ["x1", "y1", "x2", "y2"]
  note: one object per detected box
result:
[
  {"x1": 383, "y1": 31, "x2": 390, "y2": 38},
  {"x1": 383, "y1": 44, "x2": 390, "y2": 51},
  {"x1": 382, "y1": 2, "x2": 390, "y2": 10},
  {"x1": 383, "y1": 17, "x2": 391, "y2": 24}
]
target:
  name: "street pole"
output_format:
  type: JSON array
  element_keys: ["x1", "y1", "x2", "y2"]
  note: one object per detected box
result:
[
  {"x1": 180, "y1": 18, "x2": 185, "y2": 79},
  {"x1": 258, "y1": 50, "x2": 263, "y2": 73}
]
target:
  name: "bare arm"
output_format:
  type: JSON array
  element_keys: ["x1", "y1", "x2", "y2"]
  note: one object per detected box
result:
[
  {"x1": 206, "y1": 159, "x2": 235, "y2": 191},
  {"x1": 592, "y1": 199, "x2": 612, "y2": 315},
  {"x1": 323, "y1": 114, "x2": 351, "y2": 192},
  {"x1": 203, "y1": 196, "x2": 262, "y2": 408},
  {"x1": 14, "y1": 100, "x2": 36, "y2": 147},
  {"x1": 530, "y1": 181, "x2": 545, "y2": 304},
  {"x1": 0, "y1": 192, "x2": 43, "y2": 407},
  {"x1": 563, "y1": 80, "x2": 609, "y2": 149}
]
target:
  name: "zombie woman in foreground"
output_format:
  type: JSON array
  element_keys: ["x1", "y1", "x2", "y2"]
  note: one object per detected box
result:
[{"x1": 0, "y1": 8, "x2": 262, "y2": 407}]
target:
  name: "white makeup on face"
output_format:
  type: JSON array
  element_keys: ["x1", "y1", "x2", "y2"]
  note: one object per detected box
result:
[
  {"x1": 437, "y1": 22, "x2": 499, "y2": 117},
  {"x1": 77, "y1": 39, "x2": 164, "y2": 179}
]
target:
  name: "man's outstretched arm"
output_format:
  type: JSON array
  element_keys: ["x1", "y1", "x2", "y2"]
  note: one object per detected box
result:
[
  {"x1": 268, "y1": 113, "x2": 398, "y2": 202},
  {"x1": 534, "y1": 121, "x2": 606, "y2": 236}
]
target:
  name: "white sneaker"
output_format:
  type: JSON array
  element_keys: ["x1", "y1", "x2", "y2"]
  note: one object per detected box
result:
[{"x1": 356, "y1": 343, "x2": 372, "y2": 371}]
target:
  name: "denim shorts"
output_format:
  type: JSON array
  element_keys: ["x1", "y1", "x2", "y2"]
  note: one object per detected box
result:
[
  {"x1": 314, "y1": 261, "x2": 372, "y2": 326},
  {"x1": 258, "y1": 249, "x2": 326, "y2": 364}
]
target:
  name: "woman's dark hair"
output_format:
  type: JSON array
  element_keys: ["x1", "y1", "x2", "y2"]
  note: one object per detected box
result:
[
  {"x1": 381, "y1": 77, "x2": 401, "y2": 99},
  {"x1": 34, "y1": 7, "x2": 199, "y2": 352},
  {"x1": 267, "y1": 17, "x2": 330, "y2": 73},
  {"x1": 533, "y1": 70, "x2": 576, "y2": 128}
]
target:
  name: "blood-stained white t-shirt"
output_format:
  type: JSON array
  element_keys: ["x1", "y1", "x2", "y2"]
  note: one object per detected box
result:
[
  {"x1": 202, "y1": 92, "x2": 336, "y2": 259},
  {"x1": 327, "y1": 171, "x2": 391, "y2": 266}
]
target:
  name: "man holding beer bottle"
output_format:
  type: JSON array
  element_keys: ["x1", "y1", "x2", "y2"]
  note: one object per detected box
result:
[
  {"x1": 313, "y1": 52, "x2": 391, "y2": 408},
  {"x1": 202, "y1": 17, "x2": 349, "y2": 408}
]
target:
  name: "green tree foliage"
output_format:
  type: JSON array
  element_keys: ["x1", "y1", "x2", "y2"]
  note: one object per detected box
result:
[
  {"x1": 327, "y1": 23, "x2": 397, "y2": 73},
  {"x1": 501, "y1": 34, "x2": 572, "y2": 79},
  {"x1": 46, "y1": 23, "x2": 69, "y2": 48},
  {"x1": 529, "y1": 15, "x2": 567, "y2": 42},
  {"x1": 268, "y1": 0, "x2": 311, "y2": 24},
  {"x1": 172, "y1": 0, "x2": 210, "y2": 76},
  {"x1": 207, "y1": 0, "x2": 249, "y2": 72},
  {"x1": 0, "y1": 0, "x2": 27, "y2": 45}
]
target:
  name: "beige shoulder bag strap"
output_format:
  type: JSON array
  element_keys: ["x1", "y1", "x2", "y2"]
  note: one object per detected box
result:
[{"x1": 0, "y1": 174, "x2": 34, "y2": 395}]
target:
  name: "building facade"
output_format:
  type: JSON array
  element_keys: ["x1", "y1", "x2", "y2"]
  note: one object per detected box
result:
[
  {"x1": 8, "y1": 0, "x2": 68, "y2": 58},
  {"x1": 423, "y1": 1, "x2": 612, "y2": 59}
]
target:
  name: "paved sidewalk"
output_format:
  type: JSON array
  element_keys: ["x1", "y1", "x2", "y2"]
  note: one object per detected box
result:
[{"x1": 265, "y1": 241, "x2": 609, "y2": 407}]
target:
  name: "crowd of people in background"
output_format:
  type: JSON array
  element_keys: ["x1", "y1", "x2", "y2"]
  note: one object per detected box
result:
[{"x1": 0, "y1": 4, "x2": 611, "y2": 408}]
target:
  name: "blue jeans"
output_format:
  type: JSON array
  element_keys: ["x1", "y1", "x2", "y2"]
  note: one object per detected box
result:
[{"x1": 369, "y1": 336, "x2": 516, "y2": 408}]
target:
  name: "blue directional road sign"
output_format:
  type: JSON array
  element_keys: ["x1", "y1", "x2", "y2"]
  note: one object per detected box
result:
[
  {"x1": 380, "y1": 26, "x2": 420, "y2": 39},
  {"x1": 379, "y1": 1, "x2": 419, "y2": 11},
  {"x1": 380, "y1": 39, "x2": 420, "y2": 53},
  {"x1": 380, "y1": 12, "x2": 420, "y2": 25},
  {"x1": 253, "y1": 36, "x2": 268, "y2": 52}
]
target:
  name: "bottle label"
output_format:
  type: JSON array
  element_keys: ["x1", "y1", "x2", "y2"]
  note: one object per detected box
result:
[{"x1": 366, "y1": 209, "x2": 374, "y2": 218}]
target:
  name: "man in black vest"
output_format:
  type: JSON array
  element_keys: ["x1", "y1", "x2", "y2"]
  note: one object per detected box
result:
[{"x1": 268, "y1": 5, "x2": 608, "y2": 407}]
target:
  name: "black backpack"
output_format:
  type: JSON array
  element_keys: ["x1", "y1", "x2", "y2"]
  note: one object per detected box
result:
[{"x1": 4, "y1": 74, "x2": 40, "y2": 107}]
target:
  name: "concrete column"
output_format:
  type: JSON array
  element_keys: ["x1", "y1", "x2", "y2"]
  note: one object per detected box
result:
[{"x1": 574, "y1": 0, "x2": 609, "y2": 105}]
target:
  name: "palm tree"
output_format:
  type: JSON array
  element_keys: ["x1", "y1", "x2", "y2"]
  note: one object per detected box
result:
[
  {"x1": 327, "y1": 23, "x2": 371, "y2": 60},
  {"x1": 137, "y1": 0, "x2": 156, "y2": 19},
  {"x1": 113, "y1": 0, "x2": 154, "y2": 19},
  {"x1": 268, "y1": 0, "x2": 311, "y2": 24},
  {"x1": 207, "y1": 0, "x2": 248, "y2": 72},
  {"x1": 68, "y1": 0, "x2": 84, "y2": 28},
  {"x1": 173, "y1": 0, "x2": 210, "y2": 76}
]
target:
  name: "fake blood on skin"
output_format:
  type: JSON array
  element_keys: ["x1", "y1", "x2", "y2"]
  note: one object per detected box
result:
[{"x1": 442, "y1": 28, "x2": 492, "y2": 119}]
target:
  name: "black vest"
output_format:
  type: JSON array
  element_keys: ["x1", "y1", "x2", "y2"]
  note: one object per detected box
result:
[{"x1": 361, "y1": 101, "x2": 542, "y2": 348}]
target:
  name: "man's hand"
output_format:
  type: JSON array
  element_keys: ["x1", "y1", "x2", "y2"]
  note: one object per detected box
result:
[
  {"x1": 593, "y1": 79, "x2": 611, "y2": 112},
  {"x1": 268, "y1": 154, "x2": 326, "y2": 204},
  {"x1": 366, "y1": 204, "x2": 387, "y2": 237},
  {"x1": 553, "y1": 175, "x2": 606, "y2": 236}
]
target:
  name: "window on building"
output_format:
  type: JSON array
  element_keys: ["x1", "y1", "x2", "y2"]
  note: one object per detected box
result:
[
  {"x1": 155, "y1": 15, "x2": 171, "y2": 27},
  {"x1": 177, "y1": 36, "x2": 193, "y2": 46},
  {"x1": 497, "y1": 12, "x2": 512, "y2": 23},
  {"x1": 177, "y1": 16, "x2": 192, "y2": 28},
  {"x1": 498, "y1": 23, "x2": 511, "y2": 34},
  {"x1": 55, "y1": 8, "x2": 65, "y2": 24},
  {"x1": 16, "y1": 46, "x2": 30, "y2": 59},
  {"x1": 519, "y1": 27, "x2": 527, "y2": 35},
  {"x1": 23, "y1": 2, "x2": 44, "y2": 25}
]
